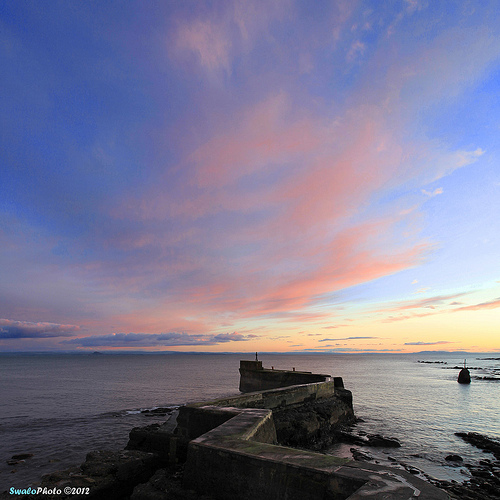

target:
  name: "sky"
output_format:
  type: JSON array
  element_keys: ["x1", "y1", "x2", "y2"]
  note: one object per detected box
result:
[{"x1": 1, "y1": 0, "x2": 499, "y2": 354}]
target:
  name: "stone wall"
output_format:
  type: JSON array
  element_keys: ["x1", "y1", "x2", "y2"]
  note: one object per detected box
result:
[
  {"x1": 11, "y1": 380, "x2": 450, "y2": 500},
  {"x1": 181, "y1": 402, "x2": 449, "y2": 500},
  {"x1": 239, "y1": 360, "x2": 331, "y2": 392}
]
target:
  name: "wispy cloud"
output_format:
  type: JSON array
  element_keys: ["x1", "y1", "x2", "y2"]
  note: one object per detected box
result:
[
  {"x1": 173, "y1": 18, "x2": 232, "y2": 74},
  {"x1": 319, "y1": 336, "x2": 378, "y2": 342},
  {"x1": 453, "y1": 298, "x2": 500, "y2": 312},
  {"x1": 379, "y1": 294, "x2": 500, "y2": 323},
  {"x1": 422, "y1": 188, "x2": 443, "y2": 197},
  {"x1": 404, "y1": 341, "x2": 454, "y2": 346},
  {"x1": 169, "y1": 0, "x2": 290, "y2": 77},
  {"x1": 304, "y1": 347, "x2": 403, "y2": 353},
  {"x1": 376, "y1": 293, "x2": 468, "y2": 314},
  {"x1": 347, "y1": 40, "x2": 365, "y2": 61}
]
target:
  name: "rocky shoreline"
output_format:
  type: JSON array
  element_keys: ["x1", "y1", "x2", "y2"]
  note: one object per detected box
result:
[
  {"x1": 7, "y1": 427, "x2": 500, "y2": 499},
  {"x1": 3, "y1": 412, "x2": 500, "y2": 499},
  {"x1": 3, "y1": 385, "x2": 499, "y2": 499},
  {"x1": 4, "y1": 416, "x2": 500, "y2": 499},
  {"x1": 428, "y1": 433, "x2": 500, "y2": 500},
  {"x1": 340, "y1": 427, "x2": 500, "y2": 500}
]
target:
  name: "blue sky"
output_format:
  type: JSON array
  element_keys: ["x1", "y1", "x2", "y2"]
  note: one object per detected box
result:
[{"x1": 1, "y1": 0, "x2": 499, "y2": 352}]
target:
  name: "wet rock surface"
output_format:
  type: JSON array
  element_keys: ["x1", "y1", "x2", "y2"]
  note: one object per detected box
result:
[
  {"x1": 140, "y1": 407, "x2": 176, "y2": 418},
  {"x1": 1, "y1": 450, "x2": 161, "y2": 500},
  {"x1": 272, "y1": 388, "x2": 355, "y2": 449},
  {"x1": 455, "y1": 433, "x2": 500, "y2": 460},
  {"x1": 6, "y1": 453, "x2": 34, "y2": 466},
  {"x1": 332, "y1": 428, "x2": 401, "y2": 448},
  {"x1": 431, "y1": 459, "x2": 500, "y2": 500},
  {"x1": 342, "y1": 427, "x2": 500, "y2": 499}
]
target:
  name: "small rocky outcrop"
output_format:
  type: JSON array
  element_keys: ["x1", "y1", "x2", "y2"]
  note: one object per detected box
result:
[
  {"x1": 458, "y1": 367, "x2": 471, "y2": 384},
  {"x1": 455, "y1": 432, "x2": 500, "y2": 460},
  {"x1": 332, "y1": 429, "x2": 401, "y2": 448},
  {"x1": 7, "y1": 453, "x2": 34, "y2": 465},
  {"x1": 4, "y1": 450, "x2": 161, "y2": 500},
  {"x1": 422, "y1": 432, "x2": 500, "y2": 500},
  {"x1": 272, "y1": 388, "x2": 355, "y2": 449}
]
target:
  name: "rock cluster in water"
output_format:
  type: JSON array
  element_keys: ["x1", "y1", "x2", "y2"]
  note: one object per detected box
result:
[{"x1": 430, "y1": 433, "x2": 500, "y2": 500}]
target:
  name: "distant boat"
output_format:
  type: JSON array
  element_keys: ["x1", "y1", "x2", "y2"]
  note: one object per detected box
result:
[{"x1": 458, "y1": 359, "x2": 471, "y2": 384}]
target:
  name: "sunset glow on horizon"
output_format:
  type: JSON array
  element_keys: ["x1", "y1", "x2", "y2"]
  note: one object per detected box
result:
[{"x1": 1, "y1": 1, "x2": 499, "y2": 353}]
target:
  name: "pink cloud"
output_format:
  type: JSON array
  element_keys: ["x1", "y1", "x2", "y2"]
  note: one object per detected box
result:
[
  {"x1": 105, "y1": 88, "x2": 443, "y2": 326},
  {"x1": 375, "y1": 293, "x2": 468, "y2": 314},
  {"x1": 83, "y1": 16, "x2": 500, "y2": 335},
  {"x1": 453, "y1": 298, "x2": 500, "y2": 312},
  {"x1": 377, "y1": 295, "x2": 500, "y2": 323}
]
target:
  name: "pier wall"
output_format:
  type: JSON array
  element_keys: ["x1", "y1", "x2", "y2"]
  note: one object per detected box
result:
[
  {"x1": 239, "y1": 360, "x2": 331, "y2": 392},
  {"x1": 182, "y1": 387, "x2": 449, "y2": 500},
  {"x1": 187, "y1": 379, "x2": 341, "y2": 410}
]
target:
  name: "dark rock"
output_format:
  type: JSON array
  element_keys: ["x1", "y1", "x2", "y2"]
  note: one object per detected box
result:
[
  {"x1": 458, "y1": 367, "x2": 471, "y2": 384},
  {"x1": 470, "y1": 468, "x2": 493, "y2": 479},
  {"x1": 141, "y1": 407, "x2": 175, "y2": 415},
  {"x1": 445, "y1": 454, "x2": 463, "y2": 462},
  {"x1": 272, "y1": 389, "x2": 355, "y2": 449},
  {"x1": 444, "y1": 366, "x2": 480, "y2": 370},
  {"x1": 349, "y1": 447, "x2": 373, "y2": 462},
  {"x1": 328, "y1": 430, "x2": 401, "y2": 448},
  {"x1": 418, "y1": 360, "x2": 447, "y2": 364},
  {"x1": 430, "y1": 435, "x2": 500, "y2": 500},
  {"x1": 455, "y1": 432, "x2": 500, "y2": 460},
  {"x1": 22, "y1": 450, "x2": 161, "y2": 500},
  {"x1": 11, "y1": 453, "x2": 34, "y2": 460},
  {"x1": 365, "y1": 434, "x2": 401, "y2": 448}
]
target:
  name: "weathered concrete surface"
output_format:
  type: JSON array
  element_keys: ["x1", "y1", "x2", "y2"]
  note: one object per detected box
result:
[
  {"x1": 188, "y1": 379, "x2": 346, "y2": 410},
  {"x1": 130, "y1": 466, "x2": 216, "y2": 500},
  {"x1": 4, "y1": 378, "x2": 451, "y2": 500},
  {"x1": 123, "y1": 380, "x2": 449, "y2": 499},
  {"x1": 182, "y1": 404, "x2": 450, "y2": 500},
  {"x1": 178, "y1": 381, "x2": 354, "y2": 451}
]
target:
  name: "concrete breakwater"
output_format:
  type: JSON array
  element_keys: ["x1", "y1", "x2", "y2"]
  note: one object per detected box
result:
[
  {"x1": 238, "y1": 358, "x2": 333, "y2": 392},
  {"x1": 8, "y1": 377, "x2": 450, "y2": 500}
]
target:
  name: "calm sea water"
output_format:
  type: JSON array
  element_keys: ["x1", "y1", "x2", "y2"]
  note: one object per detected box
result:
[{"x1": 1, "y1": 352, "x2": 499, "y2": 491}]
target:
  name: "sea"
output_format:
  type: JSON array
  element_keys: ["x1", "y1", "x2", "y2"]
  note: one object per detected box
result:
[{"x1": 1, "y1": 352, "x2": 499, "y2": 492}]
